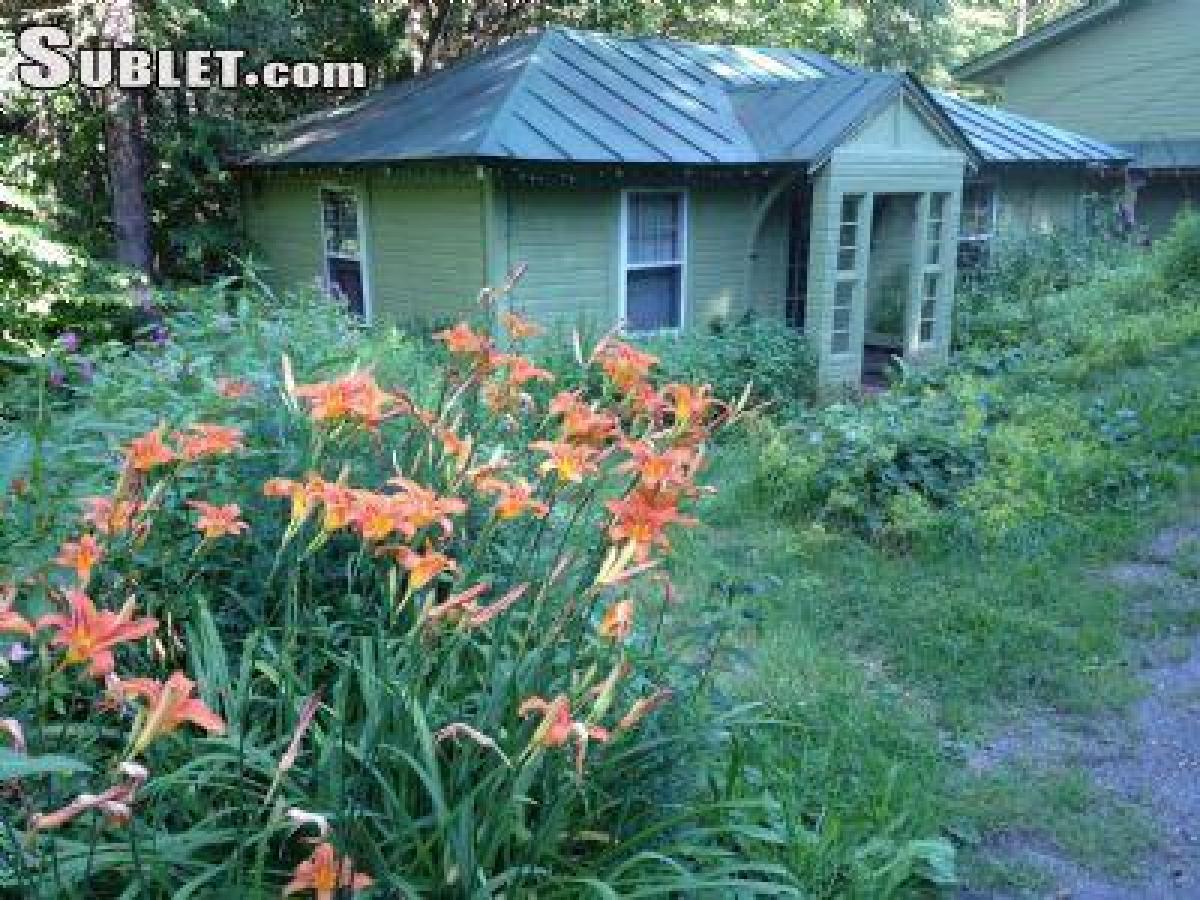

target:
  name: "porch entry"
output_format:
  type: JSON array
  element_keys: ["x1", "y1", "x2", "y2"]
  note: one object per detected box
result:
[{"x1": 863, "y1": 193, "x2": 919, "y2": 383}]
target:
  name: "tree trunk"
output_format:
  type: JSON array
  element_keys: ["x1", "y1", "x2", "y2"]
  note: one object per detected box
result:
[{"x1": 100, "y1": 0, "x2": 154, "y2": 277}]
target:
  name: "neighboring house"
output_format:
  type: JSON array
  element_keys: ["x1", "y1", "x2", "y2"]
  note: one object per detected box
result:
[
  {"x1": 236, "y1": 28, "x2": 1125, "y2": 390},
  {"x1": 956, "y1": 0, "x2": 1200, "y2": 240}
]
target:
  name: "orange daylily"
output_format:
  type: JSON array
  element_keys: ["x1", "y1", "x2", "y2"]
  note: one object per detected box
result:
[
  {"x1": 174, "y1": 423, "x2": 245, "y2": 462},
  {"x1": 617, "y1": 440, "x2": 701, "y2": 491},
  {"x1": 617, "y1": 688, "x2": 674, "y2": 733},
  {"x1": 315, "y1": 481, "x2": 357, "y2": 533},
  {"x1": 388, "y1": 477, "x2": 467, "y2": 537},
  {"x1": 434, "y1": 321, "x2": 492, "y2": 359},
  {"x1": 39, "y1": 590, "x2": 158, "y2": 678},
  {"x1": 436, "y1": 426, "x2": 474, "y2": 472},
  {"x1": 596, "y1": 340, "x2": 657, "y2": 393},
  {"x1": 30, "y1": 762, "x2": 148, "y2": 832},
  {"x1": 478, "y1": 477, "x2": 549, "y2": 521},
  {"x1": 188, "y1": 501, "x2": 248, "y2": 540},
  {"x1": 519, "y1": 694, "x2": 610, "y2": 776},
  {"x1": 496, "y1": 353, "x2": 554, "y2": 387},
  {"x1": 283, "y1": 842, "x2": 374, "y2": 899},
  {"x1": 500, "y1": 310, "x2": 543, "y2": 340},
  {"x1": 294, "y1": 371, "x2": 403, "y2": 429},
  {"x1": 54, "y1": 534, "x2": 103, "y2": 585},
  {"x1": 531, "y1": 440, "x2": 601, "y2": 484},
  {"x1": 264, "y1": 477, "x2": 318, "y2": 528},
  {"x1": 125, "y1": 424, "x2": 175, "y2": 472},
  {"x1": 215, "y1": 377, "x2": 253, "y2": 399},
  {"x1": 81, "y1": 496, "x2": 153, "y2": 536},
  {"x1": 549, "y1": 391, "x2": 620, "y2": 446},
  {"x1": 598, "y1": 598, "x2": 634, "y2": 642},
  {"x1": 348, "y1": 491, "x2": 410, "y2": 543},
  {"x1": 385, "y1": 544, "x2": 457, "y2": 593},
  {"x1": 425, "y1": 582, "x2": 527, "y2": 629},
  {"x1": 605, "y1": 488, "x2": 697, "y2": 560},
  {"x1": 661, "y1": 382, "x2": 721, "y2": 429},
  {"x1": 124, "y1": 671, "x2": 226, "y2": 757}
]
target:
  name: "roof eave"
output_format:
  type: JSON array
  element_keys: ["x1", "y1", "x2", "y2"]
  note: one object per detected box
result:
[{"x1": 954, "y1": 0, "x2": 1129, "y2": 82}]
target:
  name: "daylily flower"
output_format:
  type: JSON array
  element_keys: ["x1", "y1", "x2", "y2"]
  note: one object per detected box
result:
[
  {"x1": 283, "y1": 842, "x2": 373, "y2": 899},
  {"x1": 495, "y1": 353, "x2": 554, "y2": 387},
  {"x1": 519, "y1": 694, "x2": 610, "y2": 776},
  {"x1": 661, "y1": 383, "x2": 722, "y2": 429},
  {"x1": 478, "y1": 477, "x2": 549, "y2": 521},
  {"x1": 294, "y1": 371, "x2": 403, "y2": 429},
  {"x1": 264, "y1": 477, "x2": 318, "y2": 529},
  {"x1": 388, "y1": 477, "x2": 467, "y2": 537},
  {"x1": 174, "y1": 423, "x2": 245, "y2": 462},
  {"x1": 606, "y1": 488, "x2": 697, "y2": 560},
  {"x1": 80, "y1": 496, "x2": 153, "y2": 536},
  {"x1": 215, "y1": 377, "x2": 254, "y2": 399},
  {"x1": 617, "y1": 440, "x2": 701, "y2": 491},
  {"x1": 436, "y1": 426, "x2": 473, "y2": 472},
  {"x1": 124, "y1": 671, "x2": 226, "y2": 757},
  {"x1": 125, "y1": 424, "x2": 175, "y2": 472},
  {"x1": 384, "y1": 545, "x2": 457, "y2": 593},
  {"x1": 348, "y1": 491, "x2": 410, "y2": 543},
  {"x1": 29, "y1": 762, "x2": 148, "y2": 832},
  {"x1": 188, "y1": 500, "x2": 248, "y2": 540},
  {"x1": 39, "y1": 591, "x2": 158, "y2": 678},
  {"x1": 54, "y1": 534, "x2": 103, "y2": 585},
  {"x1": 531, "y1": 440, "x2": 601, "y2": 483},
  {"x1": 500, "y1": 310, "x2": 543, "y2": 340},
  {"x1": 596, "y1": 340, "x2": 657, "y2": 393},
  {"x1": 549, "y1": 391, "x2": 620, "y2": 446},
  {"x1": 316, "y1": 481, "x2": 357, "y2": 533},
  {"x1": 617, "y1": 689, "x2": 674, "y2": 733},
  {"x1": 425, "y1": 583, "x2": 527, "y2": 630},
  {"x1": 434, "y1": 322, "x2": 492, "y2": 359},
  {"x1": 592, "y1": 542, "x2": 660, "y2": 589},
  {"x1": 598, "y1": 599, "x2": 634, "y2": 642}
]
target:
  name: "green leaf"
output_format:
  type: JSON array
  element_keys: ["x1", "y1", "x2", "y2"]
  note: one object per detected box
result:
[{"x1": 0, "y1": 748, "x2": 91, "y2": 780}]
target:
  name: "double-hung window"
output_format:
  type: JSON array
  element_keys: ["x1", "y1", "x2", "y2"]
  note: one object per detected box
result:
[
  {"x1": 622, "y1": 191, "x2": 686, "y2": 333},
  {"x1": 958, "y1": 182, "x2": 997, "y2": 269},
  {"x1": 920, "y1": 192, "x2": 950, "y2": 345},
  {"x1": 320, "y1": 187, "x2": 367, "y2": 319},
  {"x1": 831, "y1": 194, "x2": 864, "y2": 355}
]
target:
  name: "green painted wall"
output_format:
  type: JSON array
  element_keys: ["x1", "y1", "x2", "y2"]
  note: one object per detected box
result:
[
  {"x1": 992, "y1": 169, "x2": 1092, "y2": 236},
  {"x1": 242, "y1": 170, "x2": 486, "y2": 327},
  {"x1": 989, "y1": 0, "x2": 1200, "y2": 145}
]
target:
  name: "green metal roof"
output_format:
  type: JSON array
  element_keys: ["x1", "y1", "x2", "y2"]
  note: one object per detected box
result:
[{"x1": 240, "y1": 27, "x2": 1124, "y2": 172}]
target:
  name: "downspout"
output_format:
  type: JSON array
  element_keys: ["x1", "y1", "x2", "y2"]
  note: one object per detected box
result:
[{"x1": 743, "y1": 167, "x2": 806, "y2": 315}]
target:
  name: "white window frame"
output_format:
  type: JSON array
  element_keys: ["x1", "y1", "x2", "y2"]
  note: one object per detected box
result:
[
  {"x1": 918, "y1": 191, "x2": 951, "y2": 347},
  {"x1": 318, "y1": 184, "x2": 373, "y2": 322},
  {"x1": 618, "y1": 188, "x2": 689, "y2": 335},
  {"x1": 831, "y1": 192, "x2": 866, "y2": 357}
]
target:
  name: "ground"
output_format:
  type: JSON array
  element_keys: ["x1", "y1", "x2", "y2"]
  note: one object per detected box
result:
[{"x1": 962, "y1": 514, "x2": 1200, "y2": 899}]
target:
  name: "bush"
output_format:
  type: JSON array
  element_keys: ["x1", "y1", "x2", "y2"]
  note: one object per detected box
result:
[
  {"x1": 1151, "y1": 210, "x2": 1200, "y2": 290},
  {"x1": 0, "y1": 282, "x2": 795, "y2": 896},
  {"x1": 0, "y1": 215, "x2": 140, "y2": 360}
]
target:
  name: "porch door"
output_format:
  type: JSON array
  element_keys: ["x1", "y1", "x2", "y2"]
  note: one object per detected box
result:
[
  {"x1": 320, "y1": 187, "x2": 367, "y2": 319},
  {"x1": 785, "y1": 187, "x2": 812, "y2": 329}
]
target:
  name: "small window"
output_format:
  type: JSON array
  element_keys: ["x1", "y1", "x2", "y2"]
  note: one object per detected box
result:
[
  {"x1": 920, "y1": 273, "x2": 939, "y2": 343},
  {"x1": 623, "y1": 191, "x2": 686, "y2": 332},
  {"x1": 830, "y1": 194, "x2": 865, "y2": 356},
  {"x1": 320, "y1": 188, "x2": 367, "y2": 318}
]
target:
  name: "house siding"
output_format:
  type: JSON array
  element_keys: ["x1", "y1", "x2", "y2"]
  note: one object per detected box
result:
[
  {"x1": 992, "y1": 169, "x2": 1094, "y2": 236},
  {"x1": 991, "y1": 0, "x2": 1200, "y2": 145},
  {"x1": 242, "y1": 170, "x2": 486, "y2": 326}
]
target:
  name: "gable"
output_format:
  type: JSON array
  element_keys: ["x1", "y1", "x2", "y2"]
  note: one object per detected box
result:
[{"x1": 842, "y1": 96, "x2": 956, "y2": 155}]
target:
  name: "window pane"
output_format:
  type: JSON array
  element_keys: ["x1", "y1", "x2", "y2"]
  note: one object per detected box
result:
[
  {"x1": 837, "y1": 248, "x2": 857, "y2": 272},
  {"x1": 841, "y1": 195, "x2": 861, "y2": 225},
  {"x1": 831, "y1": 329, "x2": 851, "y2": 353},
  {"x1": 833, "y1": 306, "x2": 851, "y2": 331},
  {"x1": 626, "y1": 266, "x2": 682, "y2": 331},
  {"x1": 840, "y1": 223, "x2": 858, "y2": 247},
  {"x1": 327, "y1": 257, "x2": 365, "y2": 318},
  {"x1": 929, "y1": 192, "x2": 948, "y2": 222},
  {"x1": 919, "y1": 320, "x2": 934, "y2": 343},
  {"x1": 926, "y1": 243, "x2": 941, "y2": 266},
  {"x1": 628, "y1": 193, "x2": 681, "y2": 265},
  {"x1": 924, "y1": 273, "x2": 940, "y2": 299},
  {"x1": 834, "y1": 280, "x2": 855, "y2": 307},
  {"x1": 322, "y1": 190, "x2": 360, "y2": 258}
]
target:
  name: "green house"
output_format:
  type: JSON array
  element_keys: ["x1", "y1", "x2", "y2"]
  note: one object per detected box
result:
[
  {"x1": 237, "y1": 28, "x2": 1126, "y2": 389},
  {"x1": 957, "y1": 0, "x2": 1200, "y2": 239}
]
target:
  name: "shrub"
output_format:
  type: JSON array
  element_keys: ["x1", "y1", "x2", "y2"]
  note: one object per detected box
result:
[
  {"x1": 1151, "y1": 209, "x2": 1200, "y2": 290},
  {"x1": 0, "y1": 215, "x2": 140, "y2": 360},
  {"x1": 0, "y1": 282, "x2": 795, "y2": 896}
]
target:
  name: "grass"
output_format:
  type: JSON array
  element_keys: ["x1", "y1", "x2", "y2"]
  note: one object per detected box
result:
[{"x1": 672, "y1": 337, "x2": 1200, "y2": 896}]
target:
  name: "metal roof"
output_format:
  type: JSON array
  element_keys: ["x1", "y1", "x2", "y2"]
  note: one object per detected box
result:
[
  {"x1": 936, "y1": 91, "x2": 1129, "y2": 165},
  {"x1": 241, "y1": 27, "x2": 1123, "y2": 171},
  {"x1": 1117, "y1": 139, "x2": 1200, "y2": 171}
]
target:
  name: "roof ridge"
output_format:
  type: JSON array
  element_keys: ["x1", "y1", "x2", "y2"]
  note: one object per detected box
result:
[{"x1": 475, "y1": 29, "x2": 555, "y2": 156}]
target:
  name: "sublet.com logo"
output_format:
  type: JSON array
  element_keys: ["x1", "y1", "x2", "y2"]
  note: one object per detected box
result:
[{"x1": 15, "y1": 26, "x2": 369, "y2": 91}]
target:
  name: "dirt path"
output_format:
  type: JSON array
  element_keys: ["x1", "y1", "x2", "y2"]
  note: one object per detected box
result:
[{"x1": 962, "y1": 518, "x2": 1200, "y2": 899}]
